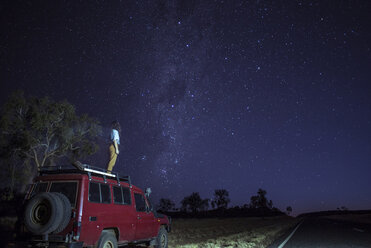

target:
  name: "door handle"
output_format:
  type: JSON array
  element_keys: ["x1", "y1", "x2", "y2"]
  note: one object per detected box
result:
[
  {"x1": 89, "y1": 216, "x2": 97, "y2": 221},
  {"x1": 137, "y1": 216, "x2": 141, "y2": 220}
]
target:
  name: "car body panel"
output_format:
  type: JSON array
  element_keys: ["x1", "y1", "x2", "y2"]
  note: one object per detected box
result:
[{"x1": 25, "y1": 171, "x2": 170, "y2": 247}]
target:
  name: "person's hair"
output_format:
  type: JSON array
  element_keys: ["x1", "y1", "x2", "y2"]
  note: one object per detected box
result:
[{"x1": 111, "y1": 120, "x2": 121, "y2": 133}]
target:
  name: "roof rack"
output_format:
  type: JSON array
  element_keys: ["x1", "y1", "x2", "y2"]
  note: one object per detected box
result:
[{"x1": 39, "y1": 161, "x2": 131, "y2": 186}]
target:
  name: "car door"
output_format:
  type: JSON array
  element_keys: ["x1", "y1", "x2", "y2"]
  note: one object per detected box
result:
[
  {"x1": 133, "y1": 192, "x2": 155, "y2": 240},
  {"x1": 82, "y1": 181, "x2": 121, "y2": 243},
  {"x1": 112, "y1": 185, "x2": 136, "y2": 242}
]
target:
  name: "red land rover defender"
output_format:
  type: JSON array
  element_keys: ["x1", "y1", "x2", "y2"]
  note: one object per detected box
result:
[{"x1": 22, "y1": 163, "x2": 171, "y2": 248}]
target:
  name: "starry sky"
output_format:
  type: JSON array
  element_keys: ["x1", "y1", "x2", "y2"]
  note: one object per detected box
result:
[{"x1": 1, "y1": 0, "x2": 370, "y2": 215}]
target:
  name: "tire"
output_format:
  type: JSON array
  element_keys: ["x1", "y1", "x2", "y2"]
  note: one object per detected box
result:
[
  {"x1": 155, "y1": 226, "x2": 168, "y2": 248},
  {"x1": 24, "y1": 192, "x2": 63, "y2": 235},
  {"x1": 95, "y1": 232, "x2": 118, "y2": 248},
  {"x1": 52, "y1": 192, "x2": 71, "y2": 233}
]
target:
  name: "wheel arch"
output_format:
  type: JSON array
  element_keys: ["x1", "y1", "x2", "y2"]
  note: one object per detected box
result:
[
  {"x1": 102, "y1": 227, "x2": 120, "y2": 241},
  {"x1": 158, "y1": 224, "x2": 170, "y2": 234},
  {"x1": 164, "y1": 224, "x2": 171, "y2": 233}
]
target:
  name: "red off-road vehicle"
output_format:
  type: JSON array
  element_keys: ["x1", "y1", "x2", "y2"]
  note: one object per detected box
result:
[{"x1": 22, "y1": 163, "x2": 171, "y2": 248}]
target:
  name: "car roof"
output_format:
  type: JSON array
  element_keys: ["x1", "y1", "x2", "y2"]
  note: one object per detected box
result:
[{"x1": 34, "y1": 173, "x2": 143, "y2": 193}]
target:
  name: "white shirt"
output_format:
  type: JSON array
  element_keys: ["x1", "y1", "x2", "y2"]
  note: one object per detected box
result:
[{"x1": 110, "y1": 129, "x2": 120, "y2": 145}]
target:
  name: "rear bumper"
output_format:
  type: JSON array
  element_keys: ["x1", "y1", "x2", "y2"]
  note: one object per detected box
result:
[{"x1": 29, "y1": 234, "x2": 83, "y2": 248}]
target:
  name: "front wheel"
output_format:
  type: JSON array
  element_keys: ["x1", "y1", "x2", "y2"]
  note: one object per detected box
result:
[
  {"x1": 155, "y1": 226, "x2": 168, "y2": 248},
  {"x1": 95, "y1": 232, "x2": 117, "y2": 248}
]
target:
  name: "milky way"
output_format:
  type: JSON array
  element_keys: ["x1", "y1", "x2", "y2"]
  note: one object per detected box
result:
[{"x1": 1, "y1": 0, "x2": 370, "y2": 214}]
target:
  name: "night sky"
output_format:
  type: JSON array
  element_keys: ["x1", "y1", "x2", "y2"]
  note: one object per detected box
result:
[{"x1": 1, "y1": 0, "x2": 370, "y2": 215}]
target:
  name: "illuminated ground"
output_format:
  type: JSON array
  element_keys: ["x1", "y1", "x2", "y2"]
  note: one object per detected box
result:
[{"x1": 167, "y1": 216, "x2": 298, "y2": 248}]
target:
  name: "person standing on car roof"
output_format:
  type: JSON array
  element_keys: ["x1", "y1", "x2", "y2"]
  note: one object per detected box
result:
[{"x1": 107, "y1": 120, "x2": 121, "y2": 173}]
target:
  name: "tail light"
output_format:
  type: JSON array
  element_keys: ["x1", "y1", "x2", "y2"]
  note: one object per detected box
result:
[{"x1": 73, "y1": 221, "x2": 81, "y2": 240}]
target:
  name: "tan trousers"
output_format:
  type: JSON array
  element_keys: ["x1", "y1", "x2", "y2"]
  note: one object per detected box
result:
[{"x1": 107, "y1": 144, "x2": 117, "y2": 173}]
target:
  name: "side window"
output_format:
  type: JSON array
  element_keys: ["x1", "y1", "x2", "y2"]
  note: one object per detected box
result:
[
  {"x1": 113, "y1": 186, "x2": 123, "y2": 204},
  {"x1": 113, "y1": 186, "x2": 131, "y2": 205},
  {"x1": 100, "y1": 184, "x2": 111, "y2": 204},
  {"x1": 89, "y1": 182, "x2": 111, "y2": 204},
  {"x1": 134, "y1": 193, "x2": 146, "y2": 212},
  {"x1": 49, "y1": 182, "x2": 78, "y2": 207},
  {"x1": 89, "y1": 182, "x2": 101, "y2": 203},
  {"x1": 30, "y1": 182, "x2": 48, "y2": 198},
  {"x1": 122, "y1": 187, "x2": 131, "y2": 205}
]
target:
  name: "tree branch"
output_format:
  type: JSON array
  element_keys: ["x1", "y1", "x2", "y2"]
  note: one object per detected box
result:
[
  {"x1": 21, "y1": 151, "x2": 34, "y2": 160},
  {"x1": 50, "y1": 111, "x2": 64, "y2": 128},
  {"x1": 32, "y1": 148, "x2": 40, "y2": 169}
]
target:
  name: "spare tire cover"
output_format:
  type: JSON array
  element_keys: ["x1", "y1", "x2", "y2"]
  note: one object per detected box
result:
[{"x1": 24, "y1": 192, "x2": 63, "y2": 235}]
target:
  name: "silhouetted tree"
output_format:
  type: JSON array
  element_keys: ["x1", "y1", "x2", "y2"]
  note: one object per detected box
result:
[
  {"x1": 181, "y1": 192, "x2": 208, "y2": 213},
  {"x1": 0, "y1": 91, "x2": 101, "y2": 192},
  {"x1": 250, "y1": 188, "x2": 272, "y2": 209},
  {"x1": 340, "y1": 206, "x2": 348, "y2": 211},
  {"x1": 158, "y1": 198, "x2": 175, "y2": 212},
  {"x1": 286, "y1": 206, "x2": 292, "y2": 215},
  {"x1": 250, "y1": 195, "x2": 259, "y2": 208},
  {"x1": 268, "y1": 200, "x2": 273, "y2": 209},
  {"x1": 211, "y1": 189, "x2": 230, "y2": 209},
  {"x1": 200, "y1": 198, "x2": 210, "y2": 211}
]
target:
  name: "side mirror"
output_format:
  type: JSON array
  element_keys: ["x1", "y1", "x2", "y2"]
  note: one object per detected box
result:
[{"x1": 146, "y1": 205, "x2": 153, "y2": 213}]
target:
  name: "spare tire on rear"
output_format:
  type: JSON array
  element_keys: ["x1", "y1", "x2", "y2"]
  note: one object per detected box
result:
[
  {"x1": 52, "y1": 192, "x2": 71, "y2": 234},
  {"x1": 24, "y1": 192, "x2": 63, "y2": 235}
]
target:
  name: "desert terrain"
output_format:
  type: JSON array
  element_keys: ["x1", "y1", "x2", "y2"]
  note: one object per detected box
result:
[{"x1": 167, "y1": 216, "x2": 299, "y2": 248}]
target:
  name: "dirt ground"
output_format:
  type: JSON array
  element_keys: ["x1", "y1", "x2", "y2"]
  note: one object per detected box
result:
[{"x1": 167, "y1": 216, "x2": 299, "y2": 248}]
